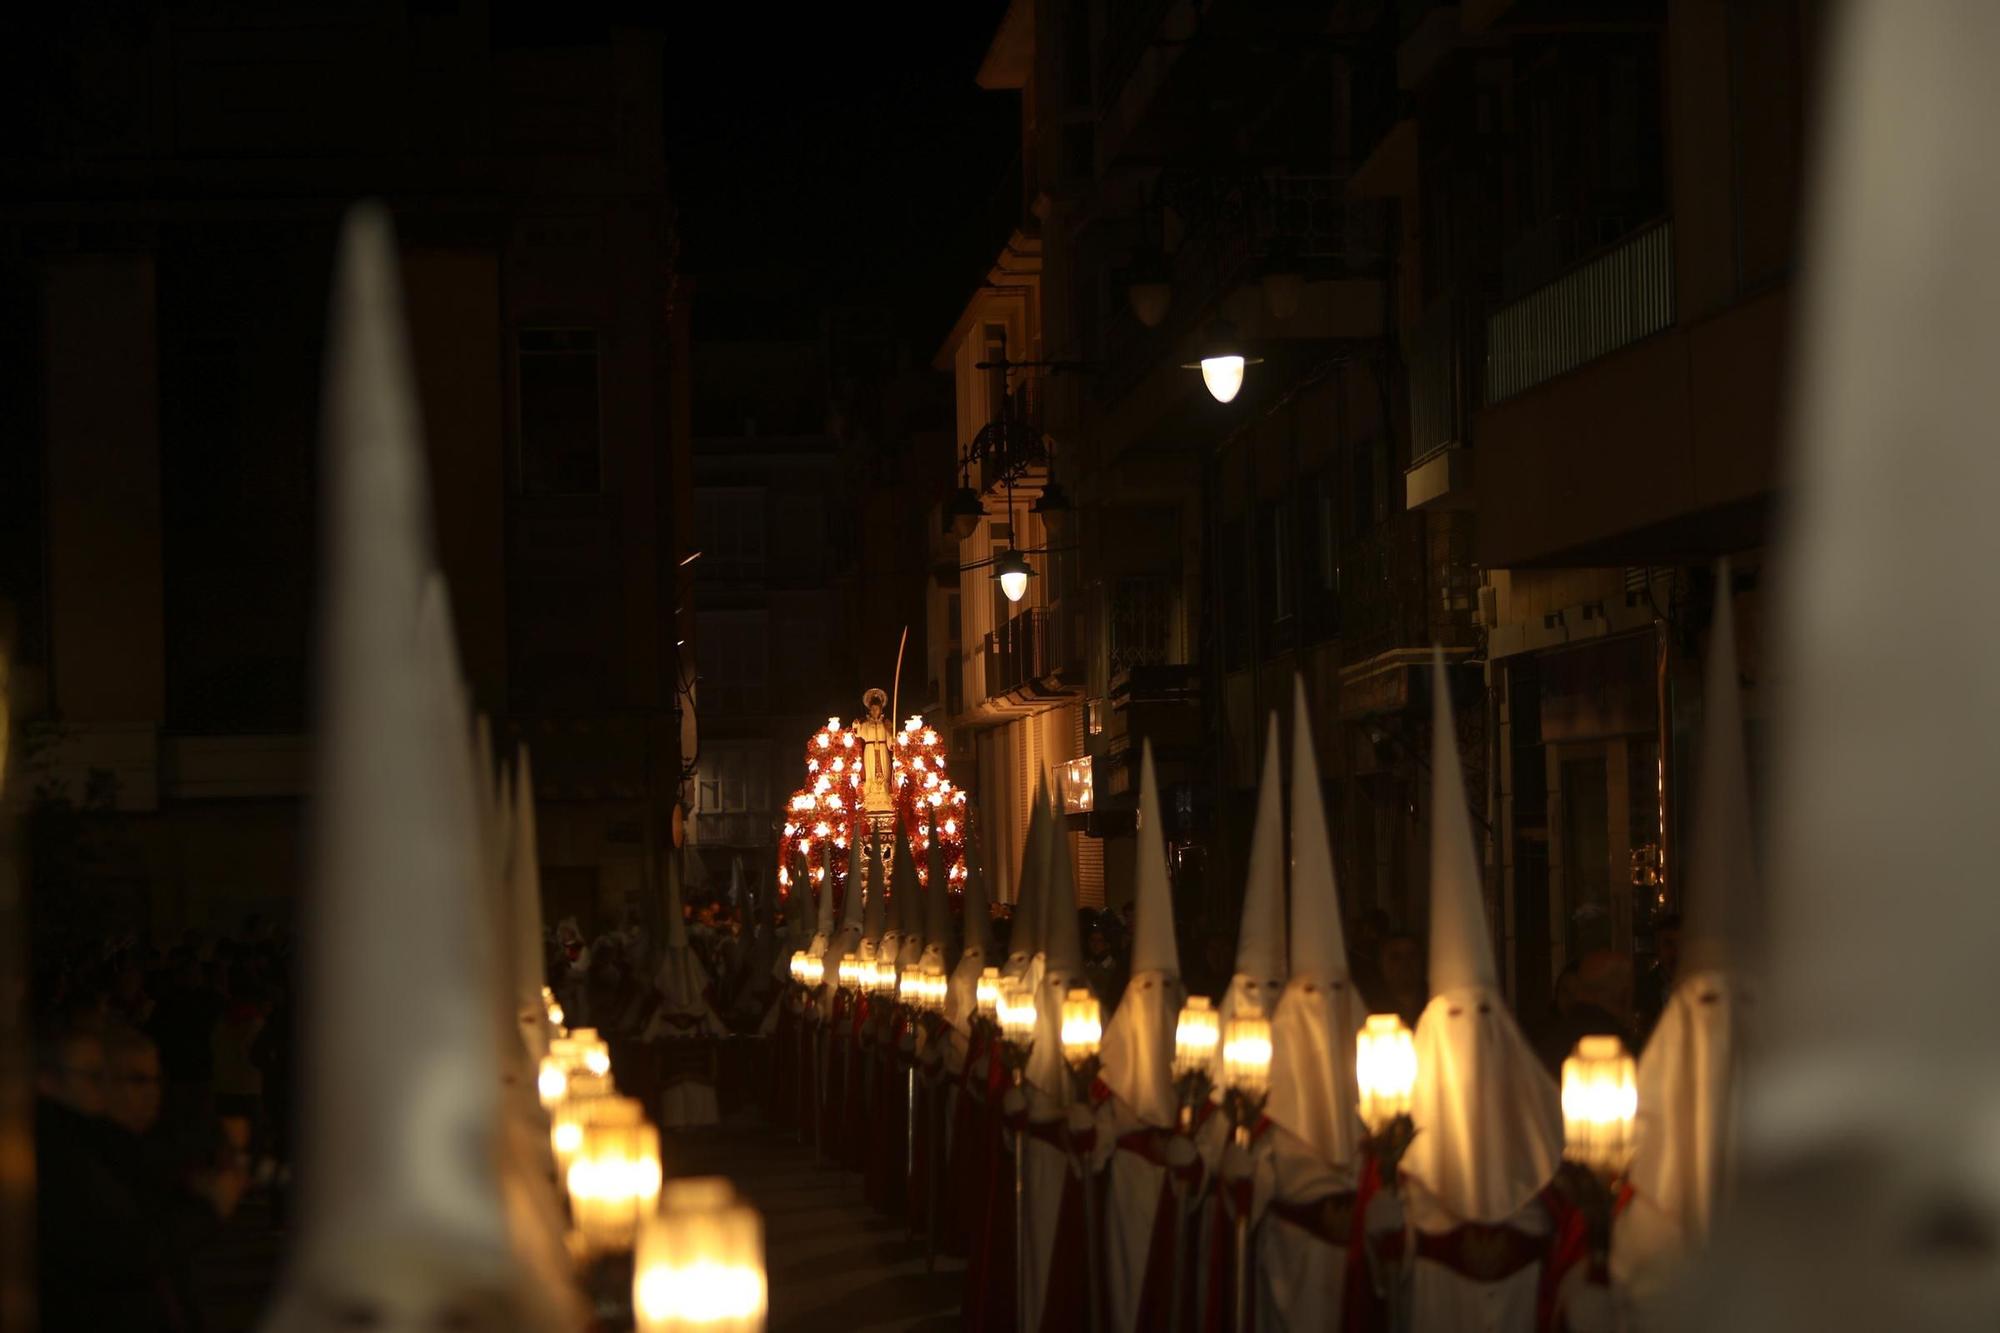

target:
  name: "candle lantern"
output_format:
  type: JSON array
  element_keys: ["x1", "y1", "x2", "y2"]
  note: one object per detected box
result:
[
  {"x1": 789, "y1": 951, "x2": 807, "y2": 985},
  {"x1": 542, "y1": 985, "x2": 566, "y2": 1031},
  {"x1": 634, "y1": 1177, "x2": 768, "y2": 1333},
  {"x1": 1221, "y1": 1010, "x2": 1273, "y2": 1103},
  {"x1": 552, "y1": 1086, "x2": 638, "y2": 1181},
  {"x1": 801, "y1": 953, "x2": 824, "y2": 989},
  {"x1": 566, "y1": 1118, "x2": 664, "y2": 1256},
  {"x1": 565, "y1": 1028, "x2": 613, "y2": 1077},
  {"x1": 998, "y1": 979, "x2": 1038, "y2": 1050},
  {"x1": 1355, "y1": 1013, "x2": 1419, "y2": 1135},
  {"x1": 1561, "y1": 1034, "x2": 1638, "y2": 1182},
  {"x1": 923, "y1": 963, "x2": 947, "y2": 1013},
  {"x1": 1059, "y1": 988, "x2": 1102, "y2": 1069},
  {"x1": 976, "y1": 967, "x2": 1003, "y2": 1023},
  {"x1": 837, "y1": 956, "x2": 860, "y2": 991},
  {"x1": 538, "y1": 1053, "x2": 572, "y2": 1110},
  {"x1": 898, "y1": 967, "x2": 918, "y2": 1006},
  {"x1": 1173, "y1": 996, "x2": 1220, "y2": 1080}
]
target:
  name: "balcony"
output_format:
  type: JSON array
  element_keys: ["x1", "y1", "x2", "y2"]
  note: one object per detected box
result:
[
  {"x1": 1484, "y1": 221, "x2": 1675, "y2": 405},
  {"x1": 959, "y1": 603, "x2": 1084, "y2": 725},
  {"x1": 1404, "y1": 295, "x2": 1476, "y2": 511},
  {"x1": 1101, "y1": 663, "x2": 1202, "y2": 803}
]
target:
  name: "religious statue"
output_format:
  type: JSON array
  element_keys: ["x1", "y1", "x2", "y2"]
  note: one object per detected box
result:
[{"x1": 856, "y1": 688, "x2": 895, "y2": 823}]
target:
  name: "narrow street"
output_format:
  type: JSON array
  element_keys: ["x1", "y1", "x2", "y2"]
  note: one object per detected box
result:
[{"x1": 664, "y1": 1115, "x2": 963, "y2": 1333}]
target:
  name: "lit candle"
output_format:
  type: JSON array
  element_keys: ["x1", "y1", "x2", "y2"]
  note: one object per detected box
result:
[
  {"x1": 1059, "y1": 987, "x2": 1102, "y2": 1068},
  {"x1": 924, "y1": 963, "x2": 947, "y2": 1013},
  {"x1": 1355, "y1": 1013, "x2": 1418, "y2": 1135},
  {"x1": 634, "y1": 1177, "x2": 768, "y2": 1333},
  {"x1": 998, "y1": 979, "x2": 1038, "y2": 1049},
  {"x1": 1173, "y1": 996, "x2": 1220, "y2": 1080},
  {"x1": 567, "y1": 1118, "x2": 663, "y2": 1256},
  {"x1": 976, "y1": 967, "x2": 1003, "y2": 1022},
  {"x1": 801, "y1": 953, "x2": 824, "y2": 989},
  {"x1": 1221, "y1": 1009, "x2": 1273, "y2": 1102},
  {"x1": 1561, "y1": 1034, "x2": 1638, "y2": 1181},
  {"x1": 551, "y1": 1086, "x2": 637, "y2": 1181}
]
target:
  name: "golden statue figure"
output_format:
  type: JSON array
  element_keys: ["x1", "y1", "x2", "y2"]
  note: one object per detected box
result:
[{"x1": 856, "y1": 687, "x2": 895, "y2": 821}]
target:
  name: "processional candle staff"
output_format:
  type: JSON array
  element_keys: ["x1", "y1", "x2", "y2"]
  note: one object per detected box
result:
[
  {"x1": 1167, "y1": 994, "x2": 1220, "y2": 1333},
  {"x1": 1220, "y1": 1007, "x2": 1273, "y2": 1333},
  {"x1": 634, "y1": 1177, "x2": 769, "y2": 1333},
  {"x1": 1059, "y1": 987, "x2": 1106, "y2": 1333},
  {"x1": 996, "y1": 978, "x2": 1039, "y2": 1333},
  {"x1": 567, "y1": 1115, "x2": 664, "y2": 1320},
  {"x1": 1557, "y1": 1034, "x2": 1639, "y2": 1285}
]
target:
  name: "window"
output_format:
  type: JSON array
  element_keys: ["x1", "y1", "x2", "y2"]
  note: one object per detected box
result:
[
  {"x1": 772, "y1": 596, "x2": 825, "y2": 694},
  {"x1": 982, "y1": 322, "x2": 1008, "y2": 425},
  {"x1": 770, "y1": 494, "x2": 826, "y2": 576},
  {"x1": 695, "y1": 610, "x2": 769, "y2": 716},
  {"x1": 518, "y1": 329, "x2": 600, "y2": 494},
  {"x1": 697, "y1": 489, "x2": 767, "y2": 584},
  {"x1": 696, "y1": 741, "x2": 772, "y2": 816}
]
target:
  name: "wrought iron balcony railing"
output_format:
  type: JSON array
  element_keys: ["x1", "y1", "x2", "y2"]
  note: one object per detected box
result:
[{"x1": 1484, "y1": 221, "x2": 1675, "y2": 405}]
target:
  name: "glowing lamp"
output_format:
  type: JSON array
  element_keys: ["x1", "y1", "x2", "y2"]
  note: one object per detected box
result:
[
  {"x1": 552, "y1": 1087, "x2": 638, "y2": 1181},
  {"x1": 801, "y1": 953, "x2": 824, "y2": 988},
  {"x1": 1182, "y1": 320, "x2": 1262, "y2": 404},
  {"x1": 993, "y1": 550, "x2": 1035, "y2": 604},
  {"x1": 566, "y1": 1118, "x2": 663, "y2": 1256},
  {"x1": 1355, "y1": 1013, "x2": 1418, "y2": 1135},
  {"x1": 1173, "y1": 996, "x2": 1220, "y2": 1080},
  {"x1": 1562, "y1": 1035, "x2": 1639, "y2": 1181},
  {"x1": 838, "y1": 956, "x2": 861, "y2": 991},
  {"x1": 634, "y1": 1177, "x2": 768, "y2": 1333},
  {"x1": 976, "y1": 967, "x2": 1003, "y2": 1022},
  {"x1": 542, "y1": 985, "x2": 565, "y2": 1031},
  {"x1": 898, "y1": 967, "x2": 918, "y2": 1006},
  {"x1": 537, "y1": 1055, "x2": 570, "y2": 1109},
  {"x1": 1221, "y1": 1010, "x2": 1273, "y2": 1102},
  {"x1": 1059, "y1": 988, "x2": 1103, "y2": 1068},
  {"x1": 789, "y1": 951, "x2": 807, "y2": 985},
  {"x1": 924, "y1": 963, "x2": 948, "y2": 1013},
  {"x1": 998, "y1": 979, "x2": 1038, "y2": 1049}
]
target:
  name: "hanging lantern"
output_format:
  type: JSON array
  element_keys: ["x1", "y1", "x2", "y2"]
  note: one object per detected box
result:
[
  {"x1": 567, "y1": 1118, "x2": 663, "y2": 1256},
  {"x1": 1059, "y1": 988, "x2": 1103, "y2": 1069},
  {"x1": 976, "y1": 967, "x2": 1003, "y2": 1022},
  {"x1": 1355, "y1": 1013, "x2": 1419, "y2": 1135},
  {"x1": 1561, "y1": 1034, "x2": 1639, "y2": 1181},
  {"x1": 552, "y1": 1087, "x2": 639, "y2": 1182},
  {"x1": 1173, "y1": 995, "x2": 1220, "y2": 1080},
  {"x1": 1221, "y1": 1009, "x2": 1273, "y2": 1102},
  {"x1": 634, "y1": 1177, "x2": 769, "y2": 1333}
]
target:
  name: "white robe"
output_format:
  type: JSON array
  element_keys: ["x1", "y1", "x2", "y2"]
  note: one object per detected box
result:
[{"x1": 1406, "y1": 1182, "x2": 1554, "y2": 1333}]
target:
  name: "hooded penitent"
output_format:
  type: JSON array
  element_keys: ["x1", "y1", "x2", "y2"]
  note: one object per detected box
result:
[
  {"x1": 1267, "y1": 674, "x2": 1366, "y2": 1175},
  {"x1": 1027, "y1": 782, "x2": 1089, "y2": 1097},
  {"x1": 812, "y1": 846, "x2": 839, "y2": 959},
  {"x1": 945, "y1": 845, "x2": 995, "y2": 1034},
  {"x1": 831, "y1": 839, "x2": 869, "y2": 970},
  {"x1": 653, "y1": 853, "x2": 725, "y2": 1036},
  {"x1": 861, "y1": 835, "x2": 888, "y2": 960},
  {"x1": 1099, "y1": 741, "x2": 1182, "y2": 1130},
  {"x1": 878, "y1": 825, "x2": 907, "y2": 968},
  {"x1": 1621, "y1": 564, "x2": 1753, "y2": 1283},
  {"x1": 920, "y1": 804, "x2": 956, "y2": 974},
  {"x1": 265, "y1": 204, "x2": 573, "y2": 1333},
  {"x1": 1094, "y1": 742, "x2": 1186, "y2": 1333},
  {"x1": 1678, "y1": 11, "x2": 2000, "y2": 1326},
  {"x1": 1404, "y1": 650, "x2": 1562, "y2": 1225},
  {"x1": 1215, "y1": 713, "x2": 1289, "y2": 1082}
]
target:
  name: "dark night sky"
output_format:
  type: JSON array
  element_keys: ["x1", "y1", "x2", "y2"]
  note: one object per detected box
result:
[{"x1": 662, "y1": 5, "x2": 1018, "y2": 347}]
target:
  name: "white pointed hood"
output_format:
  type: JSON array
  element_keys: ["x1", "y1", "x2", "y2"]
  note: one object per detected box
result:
[
  {"x1": 1405, "y1": 649, "x2": 1561, "y2": 1224},
  {"x1": 919, "y1": 805, "x2": 955, "y2": 972},
  {"x1": 266, "y1": 204, "x2": 531, "y2": 1330},
  {"x1": 508, "y1": 747, "x2": 552, "y2": 1065},
  {"x1": 1268, "y1": 675, "x2": 1365, "y2": 1174},
  {"x1": 1626, "y1": 564, "x2": 1752, "y2": 1267},
  {"x1": 654, "y1": 854, "x2": 724, "y2": 1034},
  {"x1": 1216, "y1": 713, "x2": 1288, "y2": 1078},
  {"x1": 1029, "y1": 783, "x2": 1089, "y2": 1097},
  {"x1": 1099, "y1": 743, "x2": 1184, "y2": 1128},
  {"x1": 810, "y1": 847, "x2": 837, "y2": 957},
  {"x1": 1004, "y1": 780, "x2": 1052, "y2": 980},
  {"x1": 946, "y1": 844, "x2": 995, "y2": 1034},
  {"x1": 830, "y1": 840, "x2": 869, "y2": 966},
  {"x1": 891, "y1": 817, "x2": 924, "y2": 968}
]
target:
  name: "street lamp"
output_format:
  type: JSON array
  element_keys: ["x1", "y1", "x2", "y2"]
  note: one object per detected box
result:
[
  {"x1": 994, "y1": 550, "x2": 1036, "y2": 604},
  {"x1": 1182, "y1": 319, "x2": 1262, "y2": 404}
]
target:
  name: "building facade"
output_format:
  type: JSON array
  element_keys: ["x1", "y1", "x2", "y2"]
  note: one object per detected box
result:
[
  {"x1": 927, "y1": 0, "x2": 1808, "y2": 1003},
  {"x1": 1, "y1": 2, "x2": 691, "y2": 944}
]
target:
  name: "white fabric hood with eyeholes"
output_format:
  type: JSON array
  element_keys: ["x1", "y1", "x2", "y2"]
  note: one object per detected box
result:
[
  {"x1": 1098, "y1": 743, "x2": 1184, "y2": 1129},
  {"x1": 1404, "y1": 650, "x2": 1562, "y2": 1225},
  {"x1": 1214, "y1": 713, "x2": 1289, "y2": 1085},
  {"x1": 1267, "y1": 675, "x2": 1367, "y2": 1175}
]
